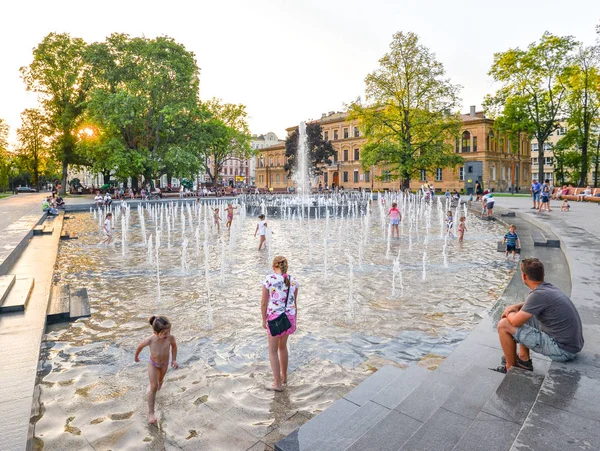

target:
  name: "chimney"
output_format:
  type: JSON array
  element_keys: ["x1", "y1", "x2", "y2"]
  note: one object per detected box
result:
[{"x1": 470, "y1": 105, "x2": 476, "y2": 117}]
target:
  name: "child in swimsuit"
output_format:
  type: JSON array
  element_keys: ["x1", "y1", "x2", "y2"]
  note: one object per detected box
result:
[
  {"x1": 458, "y1": 216, "x2": 467, "y2": 242},
  {"x1": 213, "y1": 208, "x2": 220, "y2": 233},
  {"x1": 226, "y1": 203, "x2": 237, "y2": 229},
  {"x1": 254, "y1": 214, "x2": 267, "y2": 250},
  {"x1": 134, "y1": 316, "x2": 178, "y2": 424},
  {"x1": 388, "y1": 203, "x2": 402, "y2": 238},
  {"x1": 446, "y1": 211, "x2": 454, "y2": 236}
]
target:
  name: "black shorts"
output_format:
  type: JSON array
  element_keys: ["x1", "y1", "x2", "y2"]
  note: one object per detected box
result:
[
  {"x1": 506, "y1": 244, "x2": 516, "y2": 252},
  {"x1": 541, "y1": 197, "x2": 549, "y2": 203},
  {"x1": 487, "y1": 203, "x2": 494, "y2": 210}
]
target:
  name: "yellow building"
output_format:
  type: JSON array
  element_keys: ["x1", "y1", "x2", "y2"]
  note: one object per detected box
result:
[{"x1": 256, "y1": 107, "x2": 531, "y2": 193}]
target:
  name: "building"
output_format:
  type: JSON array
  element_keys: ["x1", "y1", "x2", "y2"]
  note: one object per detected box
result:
[{"x1": 255, "y1": 107, "x2": 531, "y2": 193}]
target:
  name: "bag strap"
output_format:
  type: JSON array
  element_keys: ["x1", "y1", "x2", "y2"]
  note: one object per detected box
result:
[{"x1": 282, "y1": 276, "x2": 291, "y2": 310}]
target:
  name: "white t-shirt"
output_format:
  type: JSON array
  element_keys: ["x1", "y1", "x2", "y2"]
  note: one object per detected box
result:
[
  {"x1": 483, "y1": 194, "x2": 495, "y2": 205},
  {"x1": 94, "y1": 195, "x2": 103, "y2": 202},
  {"x1": 103, "y1": 219, "x2": 112, "y2": 235},
  {"x1": 104, "y1": 195, "x2": 111, "y2": 202},
  {"x1": 257, "y1": 220, "x2": 267, "y2": 236}
]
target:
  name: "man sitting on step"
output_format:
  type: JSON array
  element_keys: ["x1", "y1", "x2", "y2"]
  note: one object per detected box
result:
[{"x1": 493, "y1": 258, "x2": 584, "y2": 374}]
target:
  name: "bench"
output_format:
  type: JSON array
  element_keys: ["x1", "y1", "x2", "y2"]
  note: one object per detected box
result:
[{"x1": 556, "y1": 187, "x2": 600, "y2": 203}]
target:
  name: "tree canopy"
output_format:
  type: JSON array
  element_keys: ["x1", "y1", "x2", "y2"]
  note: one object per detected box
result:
[
  {"x1": 284, "y1": 122, "x2": 335, "y2": 177},
  {"x1": 348, "y1": 32, "x2": 463, "y2": 188},
  {"x1": 16, "y1": 109, "x2": 50, "y2": 189}
]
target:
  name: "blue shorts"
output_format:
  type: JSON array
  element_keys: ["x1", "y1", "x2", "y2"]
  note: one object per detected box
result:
[
  {"x1": 390, "y1": 218, "x2": 400, "y2": 225},
  {"x1": 532, "y1": 192, "x2": 540, "y2": 201},
  {"x1": 513, "y1": 317, "x2": 576, "y2": 362}
]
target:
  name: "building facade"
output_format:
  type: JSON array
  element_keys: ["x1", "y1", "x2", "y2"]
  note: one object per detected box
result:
[{"x1": 255, "y1": 108, "x2": 531, "y2": 193}]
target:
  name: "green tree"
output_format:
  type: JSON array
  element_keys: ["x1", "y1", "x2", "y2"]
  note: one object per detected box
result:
[
  {"x1": 0, "y1": 119, "x2": 11, "y2": 191},
  {"x1": 284, "y1": 122, "x2": 335, "y2": 177},
  {"x1": 20, "y1": 33, "x2": 90, "y2": 194},
  {"x1": 16, "y1": 109, "x2": 50, "y2": 190},
  {"x1": 84, "y1": 34, "x2": 202, "y2": 187},
  {"x1": 487, "y1": 32, "x2": 577, "y2": 183},
  {"x1": 202, "y1": 98, "x2": 252, "y2": 187},
  {"x1": 562, "y1": 44, "x2": 600, "y2": 186},
  {"x1": 348, "y1": 32, "x2": 463, "y2": 188}
]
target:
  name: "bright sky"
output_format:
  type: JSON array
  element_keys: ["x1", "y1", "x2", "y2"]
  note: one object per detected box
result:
[{"x1": 1, "y1": 0, "x2": 598, "y2": 147}]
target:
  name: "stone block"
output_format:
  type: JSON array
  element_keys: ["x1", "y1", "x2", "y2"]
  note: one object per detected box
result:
[
  {"x1": 0, "y1": 274, "x2": 16, "y2": 306},
  {"x1": 0, "y1": 277, "x2": 34, "y2": 313},
  {"x1": 441, "y1": 366, "x2": 505, "y2": 420},
  {"x1": 47, "y1": 284, "x2": 70, "y2": 325},
  {"x1": 512, "y1": 401, "x2": 600, "y2": 451},
  {"x1": 346, "y1": 409, "x2": 422, "y2": 451},
  {"x1": 343, "y1": 365, "x2": 405, "y2": 407},
  {"x1": 275, "y1": 398, "x2": 359, "y2": 451},
  {"x1": 399, "y1": 408, "x2": 471, "y2": 451},
  {"x1": 453, "y1": 411, "x2": 520, "y2": 451},
  {"x1": 371, "y1": 365, "x2": 429, "y2": 409},
  {"x1": 69, "y1": 287, "x2": 90, "y2": 320},
  {"x1": 481, "y1": 367, "x2": 544, "y2": 424}
]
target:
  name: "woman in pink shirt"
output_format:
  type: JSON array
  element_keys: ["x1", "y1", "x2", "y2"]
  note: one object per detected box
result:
[{"x1": 388, "y1": 202, "x2": 402, "y2": 238}]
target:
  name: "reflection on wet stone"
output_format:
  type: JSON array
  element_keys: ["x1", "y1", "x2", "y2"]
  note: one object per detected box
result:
[{"x1": 33, "y1": 207, "x2": 510, "y2": 449}]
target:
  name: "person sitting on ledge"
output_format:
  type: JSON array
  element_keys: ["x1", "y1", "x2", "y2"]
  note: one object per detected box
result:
[{"x1": 493, "y1": 258, "x2": 584, "y2": 374}]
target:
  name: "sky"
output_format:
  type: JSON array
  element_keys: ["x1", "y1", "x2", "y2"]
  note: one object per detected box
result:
[{"x1": 1, "y1": 0, "x2": 598, "y2": 147}]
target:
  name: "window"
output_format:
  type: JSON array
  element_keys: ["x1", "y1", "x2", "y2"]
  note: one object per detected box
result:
[
  {"x1": 365, "y1": 171, "x2": 370, "y2": 182},
  {"x1": 435, "y1": 168, "x2": 443, "y2": 181},
  {"x1": 557, "y1": 127, "x2": 567, "y2": 136},
  {"x1": 532, "y1": 158, "x2": 538, "y2": 165},
  {"x1": 354, "y1": 127, "x2": 360, "y2": 137},
  {"x1": 543, "y1": 143, "x2": 552, "y2": 151},
  {"x1": 462, "y1": 131, "x2": 471, "y2": 153},
  {"x1": 382, "y1": 171, "x2": 391, "y2": 182},
  {"x1": 270, "y1": 174, "x2": 273, "y2": 183},
  {"x1": 531, "y1": 142, "x2": 539, "y2": 151},
  {"x1": 343, "y1": 171, "x2": 348, "y2": 183},
  {"x1": 276, "y1": 174, "x2": 280, "y2": 183},
  {"x1": 459, "y1": 167, "x2": 464, "y2": 181},
  {"x1": 353, "y1": 170, "x2": 359, "y2": 183},
  {"x1": 499, "y1": 138, "x2": 504, "y2": 153},
  {"x1": 324, "y1": 173, "x2": 328, "y2": 183},
  {"x1": 473, "y1": 136, "x2": 477, "y2": 152},
  {"x1": 491, "y1": 166, "x2": 496, "y2": 181},
  {"x1": 343, "y1": 149, "x2": 348, "y2": 161},
  {"x1": 269, "y1": 157, "x2": 273, "y2": 166},
  {"x1": 487, "y1": 131, "x2": 495, "y2": 151},
  {"x1": 455, "y1": 137, "x2": 460, "y2": 153},
  {"x1": 334, "y1": 151, "x2": 338, "y2": 162},
  {"x1": 501, "y1": 166, "x2": 506, "y2": 180},
  {"x1": 284, "y1": 175, "x2": 287, "y2": 182},
  {"x1": 343, "y1": 128, "x2": 348, "y2": 139},
  {"x1": 334, "y1": 130, "x2": 339, "y2": 140},
  {"x1": 523, "y1": 168, "x2": 527, "y2": 182},
  {"x1": 545, "y1": 157, "x2": 553, "y2": 166},
  {"x1": 354, "y1": 149, "x2": 360, "y2": 160},
  {"x1": 324, "y1": 131, "x2": 329, "y2": 141},
  {"x1": 420, "y1": 169, "x2": 427, "y2": 181}
]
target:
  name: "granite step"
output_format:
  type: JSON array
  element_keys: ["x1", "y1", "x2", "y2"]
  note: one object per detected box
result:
[
  {"x1": 0, "y1": 275, "x2": 16, "y2": 306},
  {"x1": 531, "y1": 231, "x2": 560, "y2": 248},
  {"x1": 343, "y1": 365, "x2": 407, "y2": 407},
  {"x1": 32, "y1": 225, "x2": 45, "y2": 236},
  {"x1": 47, "y1": 284, "x2": 70, "y2": 325},
  {"x1": 60, "y1": 232, "x2": 78, "y2": 240},
  {"x1": 69, "y1": 287, "x2": 90, "y2": 320},
  {"x1": 41, "y1": 225, "x2": 54, "y2": 235},
  {"x1": 0, "y1": 277, "x2": 34, "y2": 313},
  {"x1": 370, "y1": 365, "x2": 431, "y2": 409}
]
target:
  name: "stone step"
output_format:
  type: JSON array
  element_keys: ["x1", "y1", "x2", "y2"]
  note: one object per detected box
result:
[
  {"x1": 60, "y1": 232, "x2": 78, "y2": 240},
  {"x1": 501, "y1": 211, "x2": 516, "y2": 217},
  {"x1": 452, "y1": 367, "x2": 545, "y2": 451},
  {"x1": 32, "y1": 225, "x2": 45, "y2": 236},
  {"x1": 47, "y1": 284, "x2": 70, "y2": 325},
  {"x1": 370, "y1": 365, "x2": 431, "y2": 409},
  {"x1": 69, "y1": 287, "x2": 90, "y2": 320},
  {"x1": 343, "y1": 365, "x2": 407, "y2": 407},
  {"x1": 42, "y1": 225, "x2": 54, "y2": 235},
  {"x1": 0, "y1": 277, "x2": 34, "y2": 313},
  {"x1": 531, "y1": 231, "x2": 560, "y2": 248},
  {"x1": 0, "y1": 275, "x2": 16, "y2": 306}
]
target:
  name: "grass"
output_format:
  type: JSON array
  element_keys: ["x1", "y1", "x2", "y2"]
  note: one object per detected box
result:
[{"x1": 0, "y1": 192, "x2": 13, "y2": 199}]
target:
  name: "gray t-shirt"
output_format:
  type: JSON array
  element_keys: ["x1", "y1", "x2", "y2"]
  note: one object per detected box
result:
[{"x1": 522, "y1": 282, "x2": 584, "y2": 353}]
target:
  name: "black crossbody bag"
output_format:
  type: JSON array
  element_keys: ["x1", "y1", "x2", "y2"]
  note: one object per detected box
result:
[{"x1": 267, "y1": 277, "x2": 292, "y2": 336}]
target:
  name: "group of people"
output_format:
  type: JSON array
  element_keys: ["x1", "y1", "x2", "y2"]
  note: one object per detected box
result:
[{"x1": 42, "y1": 194, "x2": 64, "y2": 215}]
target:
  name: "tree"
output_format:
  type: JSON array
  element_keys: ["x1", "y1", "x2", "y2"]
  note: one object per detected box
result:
[
  {"x1": 20, "y1": 33, "x2": 90, "y2": 195},
  {"x1": 202, "y1": 98, "x2": 252, "y2": 187},
  {"x1": 16, "y1": 109, "x2": 50, "y2": 189},
  {"x1": 348, "y1": 32, "x2": 463, "y2": 188},
  {"x1": 0, "y1": 119, "x2": 11, "y2": 191},
  {"x1": 562, "y1": 44, "x2": 600, "y2": 186},
  {"x1": 284, "y1": 122, "x2": 335, "y2": 177},
  {"x1": 84, "y1": 34, "x2": 202, "y2": 187},
  {"x1": 487, "y1": 32, "x2": 577, "y2": 184}
]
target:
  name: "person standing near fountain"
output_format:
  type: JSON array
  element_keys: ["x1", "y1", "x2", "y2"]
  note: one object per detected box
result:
[
  {"x1": 101, "y1": 212, "x2": 114, "y2": 246},
  {"x1": 261, "y1": 256, "x2": 299, "y2": 391},
  {"x1": 134, "y1": 316, "x2": 179, "y2": 424},
  {"x1": 458, "y1": 216, "x2": 467, "y2": 242},
  {"x1": 225, "y1": 203, "x2": 237, "y2": 229},
  {"x1": 446, "y1": 211, "x2": 454, "y2": 237},
  {"x1": 388, "y1": 202, "x2": 402, "y2": 238},
  {"x1": 254, "y1": 214, "x2": 267, "y2": 250},
  {"x1": 213, "y1": 208, "x2": 221, "y2": 233}
]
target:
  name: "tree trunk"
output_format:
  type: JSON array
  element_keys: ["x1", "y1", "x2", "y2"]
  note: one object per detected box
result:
[
  {"x1": 537, "y1": 137, "x2": 544, "y2": 182},
  {"x1": 579, "y1": 139, "x2": 589, "y2": 187},
  {"x1": 594, "y1": 139, "x2": 600, "y2": 187},
  {"x1": 60, "y1": 159, "x2": 68, "y2": 196},
  {"x1": 103, "y1": 171, "x2": 111, "y2": 186},
  {"x1": 131, "y1": 176, "x2": 139, "y2": 191},
  {"x1": 167, "y1": 173, "x2": 172, "y2": 187}
]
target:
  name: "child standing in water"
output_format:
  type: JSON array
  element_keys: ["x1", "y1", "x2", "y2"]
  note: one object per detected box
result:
[
  {"x1": 458, "y1": 216, "x2": 467, "y2": 242},
  {"x1": 503, "y1": 224, "x2": 520, "y2": 261},
  {"x1": 446, "y1": 210, "x2": 454, "y2": 236},
  {"x1": 226, "y1": 203, "x2": 237, "y2": 229},
  {"x1": 101, "y1": 212, "x2": 114, "y2": 245},
  {"x1": 261, "y1": 256, "x2": 299, "y2": 391},
  {"x1": 134, "y1": 316, "x2": 178, "y2": 424},
  {"x1": 388, "y1": 202, "x2": 402, "y2": 238},
  {"x1": 254, "y1": 214, "x2": 267, "y2": 250},
  {"x1": 213, "y1": 208, "x2": 221, "y2": 233}
]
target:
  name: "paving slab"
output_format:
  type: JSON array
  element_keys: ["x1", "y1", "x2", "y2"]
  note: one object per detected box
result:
[
  {"x1": 0, "y1": 274, "x2": 16, "y2": 305},
  {"x1": 399, "y1": 408, "x2": 472, "y2": 451},
  {"x1": 371, "y1": 365, "x2": 430, "y2": 409},
  {"x1": 343, "y1": 365, "x2": 405, "y2": 407},
  {"x1": 346, "y1": 409, "x2": 422, "y2": 451},
  {"x1": 453, "y1": 411, "x2": 520, "y2": 451},
  {"x1": 0, "y1": 277, "x2": 34, "y2": 313}
]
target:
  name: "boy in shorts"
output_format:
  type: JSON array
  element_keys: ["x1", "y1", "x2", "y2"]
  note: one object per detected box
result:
[{"x1": 503, "y1": 224, "x2": 520, "y2": 261}]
